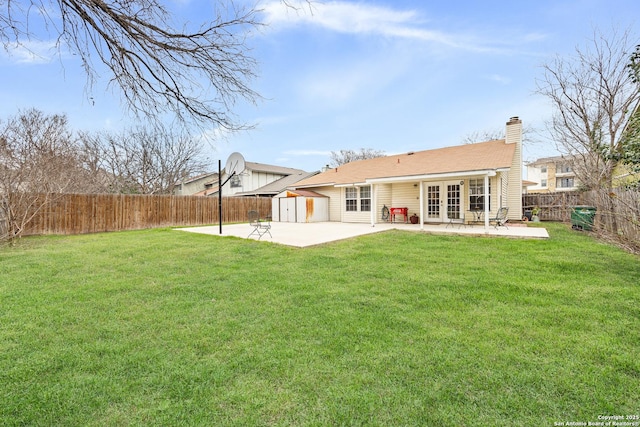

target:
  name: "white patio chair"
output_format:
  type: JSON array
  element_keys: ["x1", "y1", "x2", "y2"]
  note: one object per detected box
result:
[
  {"x1": 489, "y1": 207, "x2": 509, "y2": 229},
  {"x1": 248, "y1": 210, "x2": 272, "y2": 239}
]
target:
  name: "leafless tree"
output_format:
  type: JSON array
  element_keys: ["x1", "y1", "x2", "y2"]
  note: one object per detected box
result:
[
  {"x1": 1, "y1": 0, "x2": 266, "y2": 132},
  {"x1": 329, "y1": 148, "x2": 386, "y2": 167},
  {"x1": 536, "y1": 28, "x2": 640, "y2": 191},
  {"x1": 0, "y1": 109, "x2": 99, "y2": 242},
  {"x1": 536, "y1": 28, "x2": 640, "y2": 240},
  {"x1": 461, "y1": 129, "x2": 505, "y2": 144},
  {"x1": 82, "y1": 126, "x2": 210, "y2": 194}
]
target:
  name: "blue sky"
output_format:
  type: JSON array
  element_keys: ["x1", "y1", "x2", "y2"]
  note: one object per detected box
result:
[{"x1": 1, "y1": 0, "x2": 639, "y2": 173}]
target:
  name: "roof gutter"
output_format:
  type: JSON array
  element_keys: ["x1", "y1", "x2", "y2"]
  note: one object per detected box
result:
[
  {"x1": 365, "y1": 169, "x2": 502, "y2": 185},
  {"x1": 335, "y1": 182, "x2": 368, "y2": 188},
  {"x1": 292, "y1": 182, "x2": 337, "y2": 189}
]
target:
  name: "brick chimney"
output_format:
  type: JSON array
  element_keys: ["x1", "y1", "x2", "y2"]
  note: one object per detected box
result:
[{"x1": 505, "y1": 117, "x2": 522, "y2": 220}]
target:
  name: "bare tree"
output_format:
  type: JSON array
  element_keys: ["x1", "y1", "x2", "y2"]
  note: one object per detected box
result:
[
  {"x1": 0, "y1": 109, "x2": 98, "y2": 242},
  {"x1": 536, "y1": 28, "x2": 640, "y2": 191},
  {"x1": 329, "y1": 148, "x2": 386, "y2": 167},
  {"x1": 461, "y1": 129, "x2": 505, "y2": 144},
  {"x1": 1, "y1": 1, "x2": 266, "y2": 132},
  {"x1": 82, "y1": 126, "x2": 210, "y2": 194}
]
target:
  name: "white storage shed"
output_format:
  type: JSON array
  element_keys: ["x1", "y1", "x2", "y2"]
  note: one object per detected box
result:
[{"x1": 272, "y1": 189, "x2": 329, "y2": 223}]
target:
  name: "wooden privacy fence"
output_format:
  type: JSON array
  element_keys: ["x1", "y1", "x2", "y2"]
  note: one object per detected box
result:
[
  {"x1": 23, "y1": 193, "x2": 273, "y2": 236},
  {"x1": 523, "y1": 192, "x2": 582, "y2": 221},
  {"x1": 524, "y1": 189, "x2": 639, "y2": 249}
]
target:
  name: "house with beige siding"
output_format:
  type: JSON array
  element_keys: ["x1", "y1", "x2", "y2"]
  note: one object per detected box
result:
[{"x1": 281, "y1": 117, "x2": 523, "y2": 228}]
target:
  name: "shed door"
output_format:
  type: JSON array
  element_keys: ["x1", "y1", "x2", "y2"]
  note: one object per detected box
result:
[{"x1": 281, "y1": 198, "x2": 297, "y2": 222}]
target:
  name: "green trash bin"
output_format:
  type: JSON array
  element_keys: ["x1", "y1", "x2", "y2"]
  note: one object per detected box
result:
[{"x1": 571, "y1": 206, "x2": 597, "y2": 231}]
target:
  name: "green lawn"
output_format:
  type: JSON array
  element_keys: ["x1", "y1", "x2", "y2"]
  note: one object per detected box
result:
[{"x1": 1, "y1": 223, "x2": 639, "y2": 426}]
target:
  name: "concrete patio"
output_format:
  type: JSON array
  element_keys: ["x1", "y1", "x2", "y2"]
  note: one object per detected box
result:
[{"x1": 179, "y1": 221, "x2": 549, "y2": 248}]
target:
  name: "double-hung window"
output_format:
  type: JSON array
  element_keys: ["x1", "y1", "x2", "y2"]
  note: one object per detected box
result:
[
  {"x1": 345, "y1": 186, "x2": 371, "y2": 212},
  {"x1": 469, "y1": 179, "x2": 491, "y2": 211},
  {"x1": 359, "y1": 186, "x2": 371, "y2": 212},
  {"x1": 345, "y1": 187, "x2": 358, "y2": 211}
]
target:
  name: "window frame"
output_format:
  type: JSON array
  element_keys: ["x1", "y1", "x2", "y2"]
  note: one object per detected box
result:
[
  {"x1": 359, "y1": 186, "x2": 371, "y2": 212},
  {"x1": 345, "y1": 187, "x2": 358, "y2": 212},
  {"x1": 468, "y1": 178, "x2": 491, "y2": 211},
  {"x1": 344, "y1": 186, "x2": 371, "y2": 212}
]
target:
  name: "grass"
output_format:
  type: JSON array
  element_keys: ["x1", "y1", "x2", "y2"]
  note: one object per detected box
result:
[{"x1": 0, "y1": 223, "x2": 639, "y2": 426}]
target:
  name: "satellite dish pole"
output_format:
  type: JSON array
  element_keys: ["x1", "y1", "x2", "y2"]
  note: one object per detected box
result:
[{"x1": 218, "y1": 152, "x2": 246, "y2": 234}]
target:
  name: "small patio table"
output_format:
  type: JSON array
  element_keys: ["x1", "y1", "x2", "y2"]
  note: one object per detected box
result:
[{"x1": 468, "y1": 209, "x2": 484, "y2": 225}]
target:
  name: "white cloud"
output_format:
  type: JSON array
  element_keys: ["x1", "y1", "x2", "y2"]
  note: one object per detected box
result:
[
  {"x1": 487, "y1": 74, "x2": 512, "y2": 85},
  {"x1": 261, "y1": 1, "x2": 497, "y2": 51},
  {"x1": 2, "y1": 40, "x2": 59, "y2": 64}
]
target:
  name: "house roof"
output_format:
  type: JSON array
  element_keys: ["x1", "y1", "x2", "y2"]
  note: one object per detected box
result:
[
  {"x1": 242, "y1": 162, "x2": 307, "y2": 176},
  {"x1": 193, "y1": 187, "x2": 219, "y2": 197},
  {"x1": 527, "y1": 156, "x2": 567, "y2": 166},
  {"x1": 235, "y1": 171, "x2": 319, "y2": 196},
  {"x1": 178, "y1": 172, "x2": 218, "y2": 186},
  {"x1": 294, "y1": 139, "x2": 516, "y2": 188}
]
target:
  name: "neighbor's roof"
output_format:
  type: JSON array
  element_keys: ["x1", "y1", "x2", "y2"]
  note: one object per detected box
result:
[
  {"x1": 527, "y1": 156, "x2": 567, "y2": 166},
  {"x1": 242, "y1": 162, "x2": 307, "y2": 176},
  {"x1": 178, "y1": 172, "x2": 217, "y2": 186},
  {"x1": 294, "y1": 139, "x2": 516, "y2": 187},
  {"x1": 235, "y1": 171, "x2": 319, "y2": 196},
  {"x1": 193, "y1": 187, "x2": 219, "y2": 197}
]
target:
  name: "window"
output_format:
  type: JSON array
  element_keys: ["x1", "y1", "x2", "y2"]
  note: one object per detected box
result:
[
  {"x1": 345, "y1": 187, "x2": 357, "y2": 211},
  {"x1": 468, "y1": 179, "x2": 491, "y2": 210},
  {"x1": 541, "y1": 166, "x2": 547, "y2": 173},
  {"x1": 559, "y1": 164, "x2": 572, "y2": 173},
  {"x1": 541, "y1": 179, "x2": 547, "y2": 187},
  {"x1": 558, "y1": 178, "x2": 574, "y2": 188},
  {"x1": 360, "y1": 186, "x2": 371, "y2": 212},
  {"x1": 345, "y1": 186, "x2": 370, "y2": 212},
  {"x1": 230, "y1": 175, "x2": 241, "y2": 188}
]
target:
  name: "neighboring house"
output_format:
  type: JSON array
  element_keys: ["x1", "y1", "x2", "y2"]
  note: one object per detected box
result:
[
  {"x1": 174, "y1": 172, "x2": 219, "y2": 196},
  {"x1": 526, "y1": 156, "x2": 579, "y2": 193},
  {"x1": 175, "y1": 160, "x2": 313, "y2": 197},
  {"x1": 234, "y1": 170, "x2": 319, "y2": 197},
  {"x1": 281, "y1": 117, "x2": 523, "y2": 226}
]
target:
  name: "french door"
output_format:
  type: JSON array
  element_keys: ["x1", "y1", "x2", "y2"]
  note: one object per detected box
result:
[{"x1": 424, "y1": 181, "x2": 463, "y2": 223}]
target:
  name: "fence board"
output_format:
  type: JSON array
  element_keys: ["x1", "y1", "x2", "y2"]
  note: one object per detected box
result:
[
  {"x1": 22, "y1": 194, "x2": 272, "y2": 236},
  {"x1": 524, "y1": 189, "x2": 640, "y2": 249}
]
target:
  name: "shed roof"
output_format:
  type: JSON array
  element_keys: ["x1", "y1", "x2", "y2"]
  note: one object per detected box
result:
[
  {"x1": 294, "y1": 139, "x2": 515, "y2": 188},
  {"x1": 280, "y1": 189, "x2": 328, "y2": 198}
]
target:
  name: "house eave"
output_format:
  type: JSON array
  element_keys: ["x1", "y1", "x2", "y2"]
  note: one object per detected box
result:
[
  {"x1": 335, "y1": 182, "x2": 368, "y2": 188},
  {"x1": 365, "y1": 169, "x2": 504, "y2": 185},
  {"x1": 293, "y1": 182, "x2": 337, "y2": 189}
]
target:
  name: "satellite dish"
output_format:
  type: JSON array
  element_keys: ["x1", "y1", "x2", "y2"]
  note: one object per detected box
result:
[{"x1": 225, "y1": 152, "x2": 246, "y2": 177}]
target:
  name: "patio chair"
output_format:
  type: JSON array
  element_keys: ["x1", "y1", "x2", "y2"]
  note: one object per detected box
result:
[
  {"x1": 489, "y1": 207, "x2": 509, "y2": 229},
  {"x1": 248, "y1": 210, "x2": 272, "y2": 239}
]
